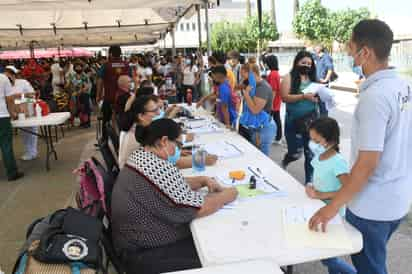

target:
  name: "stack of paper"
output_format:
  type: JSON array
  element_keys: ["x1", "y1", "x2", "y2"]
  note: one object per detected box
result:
[
  {"x1": 203, "y1": 141, "x2": 243, "y2": 159},
  {"x1": 282, "y1": 204, "x2": 353, "y2": 250}
]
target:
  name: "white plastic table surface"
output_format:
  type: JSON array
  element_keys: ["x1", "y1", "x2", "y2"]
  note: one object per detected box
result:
[
  {"x1": 11, "y1": 112, "x2": 70, "y2": 128},
  {"x1": 182, "y1": 108, "x2": 363, "y2": 268},
  {"x1": 162, "y1": 260, "x2": 283, "y2": 274}
]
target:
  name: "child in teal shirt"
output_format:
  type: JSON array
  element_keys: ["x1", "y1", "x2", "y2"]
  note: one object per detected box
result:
[{"x1": 306, "y1": 117, "x2": 357, "y2": 274}]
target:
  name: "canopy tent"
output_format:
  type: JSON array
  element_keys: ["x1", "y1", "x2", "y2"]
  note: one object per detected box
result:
[
  {"x1": 0, "y1": 1, "x2": 205, "y2": 49},
  {"x1": 0, "y1": 0, "x2": 206, "y2": 10},
  {"x1": 0, "y1": 48, "x2": 93, "y2": 60}
]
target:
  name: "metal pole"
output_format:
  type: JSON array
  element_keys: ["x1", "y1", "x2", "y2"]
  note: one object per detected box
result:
[
  {"x1": 171, "y1": 24, "x2": 176, "y2": 56},
  {"x1": 196, "y1": 4, "x2": 202, "y2": 49},
  {"x1": 204, "y1": 0, "x2": 211, "y2": 56}
]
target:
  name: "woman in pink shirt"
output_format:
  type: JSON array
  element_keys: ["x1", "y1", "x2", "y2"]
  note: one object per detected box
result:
[{"x1": 265, "y1": 55, "x2": 282, "y2": 143}]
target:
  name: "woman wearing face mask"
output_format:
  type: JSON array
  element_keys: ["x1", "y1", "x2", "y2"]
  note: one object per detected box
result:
[
  {"x1": 118, "y1": 95, "x2": 216, "y2": 169},
  {"x1": 181, "y1": 56, "x2": 200, "y2": 103},
  {"x1": 280, "y1": 50, "x2": 319, "y2": 184},
  {"x1": 112, "y1": 118, "x2": 237, "y2": 274}
]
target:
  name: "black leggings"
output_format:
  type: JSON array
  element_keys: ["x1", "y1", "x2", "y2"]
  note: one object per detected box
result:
[
  {"x1": 271, "y1": 110, "x2": 283, "y2": 141},
  {"x1": 121, "y1": 237, "x2": 201, "y2": 274}
]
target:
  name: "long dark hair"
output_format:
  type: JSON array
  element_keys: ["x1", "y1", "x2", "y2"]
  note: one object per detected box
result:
[
  {"x1": 290, "y1": 51, "x2": 317, "y2": 94},
  {"x1": 119, "y1": 95, "x2": 156, "y2": 132},
  {"x1": 309, "y1": 117, "x2": 340, "y2": 152},
  {"x1": 135, "y1": 118, "x2": 181, "y2": 147}
]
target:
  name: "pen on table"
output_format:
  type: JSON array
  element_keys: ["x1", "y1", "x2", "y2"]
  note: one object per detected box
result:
[{"x1": 254, "y1": 167, "x2": 280, "y2": 191}]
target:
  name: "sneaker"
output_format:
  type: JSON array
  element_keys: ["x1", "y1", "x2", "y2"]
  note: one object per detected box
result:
[
  {"x1": 21, "y1": 154, "x2": 37, "y2": 161},
  {"x1": 272, "y1": 140, "x2": 282, "y2": 145},
  {"x1": 8, "y1": 172, "x2": 24, "y2": 181}
]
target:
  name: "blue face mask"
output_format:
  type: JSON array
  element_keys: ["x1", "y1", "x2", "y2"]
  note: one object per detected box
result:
[
  {"x1": 167, "y1": 145, "x2": 181, "y2": 165},
  {"x1": 153, "y1": 110, "x2": 165, "y2": 120},
  {"x1": 309, "y1": 140, "x2": 326, "y2": 156}
]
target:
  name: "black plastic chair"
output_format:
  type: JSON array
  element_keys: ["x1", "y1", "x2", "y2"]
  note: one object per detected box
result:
[
  {"x1": 98, "y1": 140, "x2": 120, "y2": 179},
  {"x1": 105, "y1": 124, "x2": 120, "y2": 155}
]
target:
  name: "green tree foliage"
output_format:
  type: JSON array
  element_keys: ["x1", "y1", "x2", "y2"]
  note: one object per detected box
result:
[
  {"x1": 210, "y1": 13, "x2": 279, "y2": 52},
  {"x1": 293, "y1": 0, "x2": 370, "y2": 48},
  {"x1": 330, "y1": 8, "x2": 371, "y2": 43},
  {"x1": 293, "y1": 0, "x2": 332, "y2": 44}
]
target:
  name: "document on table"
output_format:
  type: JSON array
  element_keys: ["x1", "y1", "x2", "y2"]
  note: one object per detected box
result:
[
  {"x1": 282, "y1": 204, "x2": 353, "y2": 250},
  {"x1": 187, "y1": 123, "x2": 224, "y2": 134},
  {"x1": 203, "y1": 141, "x2": 243, "y2": 159},
  {"x1": 216, "y1": 172, "x2": 287, "y2": 210}
]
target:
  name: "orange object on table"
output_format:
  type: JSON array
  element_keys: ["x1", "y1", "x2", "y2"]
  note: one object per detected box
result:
[{"x1": 229, "y1": 170, "x2": 246, "y2": 180}]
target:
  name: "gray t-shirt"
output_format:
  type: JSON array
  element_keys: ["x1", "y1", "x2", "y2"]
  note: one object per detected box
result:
[
  {"x1": 255, "y1": 80, "x2": 273, "y2": 114},
  {"x1": 349, "y1": 69, "x2": 412, "y2": 221}
]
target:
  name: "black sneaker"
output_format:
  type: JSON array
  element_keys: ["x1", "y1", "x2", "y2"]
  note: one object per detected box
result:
[{"x1": 8, "y1": 172, "x2": 24, "y2": 181}]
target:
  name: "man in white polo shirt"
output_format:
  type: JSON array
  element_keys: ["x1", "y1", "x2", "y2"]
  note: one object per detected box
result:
[
  {"x1": 0, "y1": 69, "x2": 24, "y2": 181},
  {"x1": 5, "y1": 66, "x2": 38, "y2": 160},
  {"x1": 309, "y1": 19, "x2": 412, "y2": 274}
]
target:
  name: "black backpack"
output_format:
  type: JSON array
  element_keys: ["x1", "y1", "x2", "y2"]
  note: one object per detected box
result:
[{"x1": 13, "y1": 207, "x2": 107, "y2": 274}]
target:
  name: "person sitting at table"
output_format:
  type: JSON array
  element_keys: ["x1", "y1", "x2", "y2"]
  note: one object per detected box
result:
[
  {"x1": 5, "y1": 66, "x2": 38, "y2": 161},
  {"x1": 111, "y1": 118, "x2": 238, "y2": 274},
  {"x1": 118, "y1": 95, "x2": 216, "y2": 169}
]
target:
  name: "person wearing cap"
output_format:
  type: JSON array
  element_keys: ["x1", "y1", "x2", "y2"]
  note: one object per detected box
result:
[
  {"x1": 5, "y1": 66, "x2": 38, "y2": 161},
  {"x1": 0, "y1": 68, "x2": 24, "y2": 181}
]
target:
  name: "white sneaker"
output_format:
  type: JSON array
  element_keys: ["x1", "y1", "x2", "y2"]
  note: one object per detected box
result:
[
  {"x1": 272, "y1": 140, "x2": 282, "y2": 145},
  {"x1": 21, "y1": 154, "x2": 37, "y2": 161}
]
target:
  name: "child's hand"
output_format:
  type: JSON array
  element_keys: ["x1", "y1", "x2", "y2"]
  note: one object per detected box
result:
[{"x1": 305, "y1": 185, "x2": 318, "y2": 199}]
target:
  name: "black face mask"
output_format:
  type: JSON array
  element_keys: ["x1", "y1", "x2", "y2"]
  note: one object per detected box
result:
[{"x1": 297, "y1": 65, "x2": 312, "y2": 75}]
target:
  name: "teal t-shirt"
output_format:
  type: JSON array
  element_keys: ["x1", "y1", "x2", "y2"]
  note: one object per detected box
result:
[
  {"x1": 311, "y1": 153, "x2": 349, "y2": 216},
  {"x1": 286, "y1": 80, "x2": 317, "y2": 121}
]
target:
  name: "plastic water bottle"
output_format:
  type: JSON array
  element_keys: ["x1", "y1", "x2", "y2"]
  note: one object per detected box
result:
[
  {"x1": 36, "y1": 103, "x2": 42, "y2": 118},
  {"x1": 192, "y1": 145, "x2": 206, "y2": 172}
]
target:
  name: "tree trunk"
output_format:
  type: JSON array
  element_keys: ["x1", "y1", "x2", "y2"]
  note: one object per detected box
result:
[
  {"x1": 270, "y1": 0, "x2": 277, "y2": 27},
  {"x1": 293, "y1": 0, "x2": 299, "y2": 18},
  {"x1": 246, "y1": 0, "x2": 251, "y2": 17}
]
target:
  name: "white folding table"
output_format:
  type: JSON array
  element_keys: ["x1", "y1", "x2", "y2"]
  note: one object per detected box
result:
[
  {"x1": 180, "y1": 107, "x2": 363, "y2": 273},
  {"x1": 163, "y1": 260, "x2": 283, "y2": 274},
  {"x1": 12, "y1": 112, "x2": 70, "y2": 171}
]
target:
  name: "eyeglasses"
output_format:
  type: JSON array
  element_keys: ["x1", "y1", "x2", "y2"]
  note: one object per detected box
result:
[
  {"x1": 145, "y1": 107, "x2": 160, "y2": 113},
  {"x1": 173, "y1": 140, "x2": 183, "y2": 149}
]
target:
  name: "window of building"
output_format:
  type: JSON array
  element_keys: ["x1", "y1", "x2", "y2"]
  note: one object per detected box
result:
[
  {"x1": 180, "y1": 23, "x2": 184, "y2": 31},
  {"x1": 192, "y1": 23, "x2": 196, "y2": 31},
  {"x1": 186, "y1": 23, "x2": 190, "y2": 31}
]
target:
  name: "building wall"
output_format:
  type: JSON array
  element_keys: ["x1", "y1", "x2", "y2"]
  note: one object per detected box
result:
[{"x1": 163, "y1": 0, "x2": 249, "y2": 49}]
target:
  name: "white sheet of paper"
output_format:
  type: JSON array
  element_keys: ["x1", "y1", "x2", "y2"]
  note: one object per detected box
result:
[
  {"x1": 282, "y1": 204, "x2": 353, "y2": 250},
  {"x1": 203, "y1": 141, "x2": 243, "y2": 159},
  {"x1": 187, "y1": 124, "x2": 224, "y2": 134},
  {"x1": 302, "y1": 83, "x2": 324, "y2": 94}
]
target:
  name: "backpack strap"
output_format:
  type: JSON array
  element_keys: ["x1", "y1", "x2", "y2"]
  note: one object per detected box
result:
[{"x1": 12, "y1": 253, "x2": 28, "y2": 274}]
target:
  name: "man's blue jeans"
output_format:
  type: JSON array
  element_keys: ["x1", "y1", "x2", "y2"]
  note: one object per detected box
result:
[
  {"x1": 250, "y1": 119, "x2": 277, "y2": 156},
  {"x1": 321, "y1": 257, "x2": 357, "y2": 274},
  {"x1": 346, "y1": 209, "x2": 402, "y2": 274}
]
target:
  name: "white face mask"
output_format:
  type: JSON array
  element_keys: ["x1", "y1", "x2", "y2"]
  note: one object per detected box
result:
[{"x1": 352, "y1": 48, "x2": 365, "y2": 74}]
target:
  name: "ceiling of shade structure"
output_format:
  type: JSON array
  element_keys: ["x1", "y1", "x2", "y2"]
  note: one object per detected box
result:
[{"x1": 0, "y1": 1, "x2": 207, "y2": 49}]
